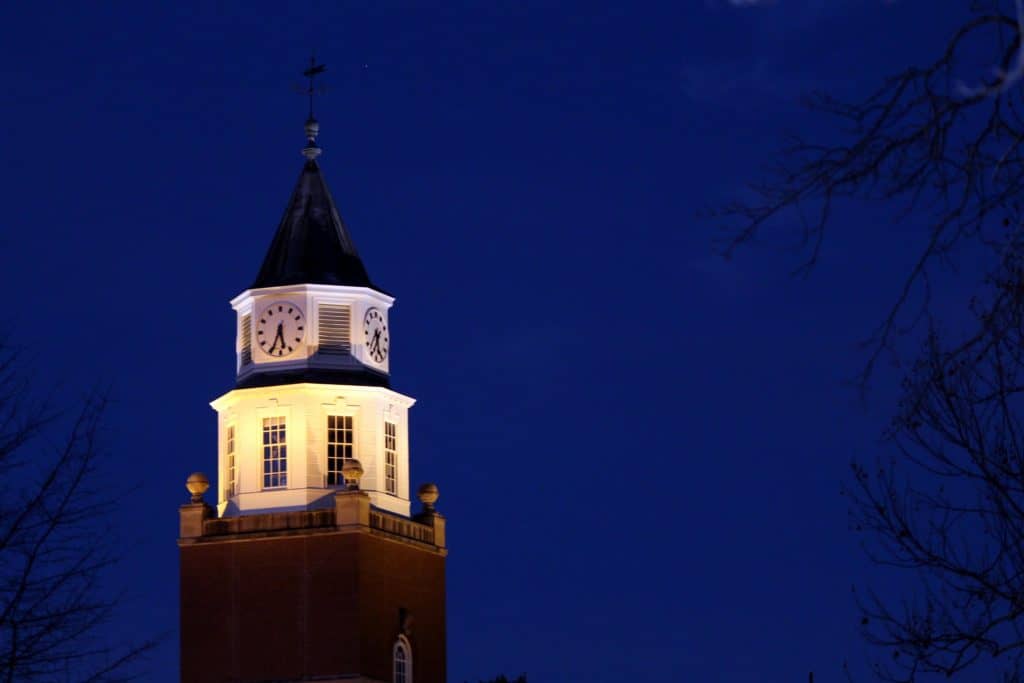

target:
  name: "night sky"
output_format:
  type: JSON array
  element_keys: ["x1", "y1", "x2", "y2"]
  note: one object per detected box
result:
[{"x1": 0, "y1": 2, "x2": 981, "y2": 681}]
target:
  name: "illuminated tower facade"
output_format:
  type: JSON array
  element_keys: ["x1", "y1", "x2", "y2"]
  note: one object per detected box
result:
[{"x1": 178, "y1": 113, "x2": 446, "y2": 683}]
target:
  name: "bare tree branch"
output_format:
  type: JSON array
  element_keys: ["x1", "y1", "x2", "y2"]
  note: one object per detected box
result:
[
  {"x1": 0, "y1": 341, "x2": 154, "y2": 682},
  {"x1": 959, "y1": 0, "x2": 1024, "y2": 98},
  {"x1": 713, "y1": 2, "x2": 1024, "y2": 680},
  {"x1": 711, "y1": 3, "x2": 1024, "y2": 387}
]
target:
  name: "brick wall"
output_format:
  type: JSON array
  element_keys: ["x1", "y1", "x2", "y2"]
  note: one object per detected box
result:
[{"x1": 180, "y1": 531, "x2": 445, "y2": 683}]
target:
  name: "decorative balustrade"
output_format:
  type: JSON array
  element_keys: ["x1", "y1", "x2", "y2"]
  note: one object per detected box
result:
[
  {"x1": 369, "y1": 510, "x2": 435, "y2": 545},
  {"x1": 204, "y1": 508, "x2": 335, "y2": 536},
  {"x1": 197, "y1": 503, "x2": 438, "y2": 548}
]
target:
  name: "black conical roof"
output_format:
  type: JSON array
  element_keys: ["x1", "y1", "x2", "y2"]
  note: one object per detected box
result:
[{"x1": 252, "y1": 160, "x2": 379, "y2": 290}]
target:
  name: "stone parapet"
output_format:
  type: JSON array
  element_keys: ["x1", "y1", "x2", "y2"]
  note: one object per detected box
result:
[
  {"x1": 179, "y1": 502, "x2": 214, "y2": 539},
  {"x1": 178, "y1": 490, "x2": 446, "y2": 554}
]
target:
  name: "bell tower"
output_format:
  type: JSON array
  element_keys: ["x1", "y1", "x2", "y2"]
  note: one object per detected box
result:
[{"x1": 178, "y1": 85, "x2": 447, "y2": 683}]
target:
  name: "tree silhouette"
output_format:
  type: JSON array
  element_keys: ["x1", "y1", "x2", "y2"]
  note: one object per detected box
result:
[
  {"x1": 717, "y1": 1, "x2": 1024, "y2": 680},
  {"x1": 0, "y1": 342, "x2": 153, "y2": 681},
  {"x1": 716, "y1": 1, "x2": 1024, "y2": 386}
]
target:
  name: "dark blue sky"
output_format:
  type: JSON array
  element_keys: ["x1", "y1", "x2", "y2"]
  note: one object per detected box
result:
[{"x1": 0, "y1": 2, "x2": 980, "y2": 681}]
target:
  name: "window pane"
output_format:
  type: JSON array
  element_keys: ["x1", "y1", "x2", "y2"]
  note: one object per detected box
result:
[
  {"x1": 394, "y1": 642, "x2": 408, "y2": 683},
  {"x1": 262, "y1": 417, "x2": 287, "y2": 489},
  {"x1": 325, "y1": 415, "x2": 355, "y2": 487},
  {"x1": 384, "y1": 422, "x2": 397, "y2": 495}
]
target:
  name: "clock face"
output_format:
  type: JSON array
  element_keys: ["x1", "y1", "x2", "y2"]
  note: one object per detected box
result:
[
  {"x1": 256, "y1": 302, "x2": 305, "y2": 358},
  {"x1": 363, "y1": 308, "x2": 389, "y2": 363}
]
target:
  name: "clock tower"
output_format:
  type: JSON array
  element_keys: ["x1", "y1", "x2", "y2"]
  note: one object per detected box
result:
[{"x1": 178, "y1": 109, "x2": 446, "y2": 683}]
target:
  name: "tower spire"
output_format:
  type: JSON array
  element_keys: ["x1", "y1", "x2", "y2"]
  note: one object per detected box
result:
[{"x1": 300, "y1": 54, "x2": 327, "y2": 161}]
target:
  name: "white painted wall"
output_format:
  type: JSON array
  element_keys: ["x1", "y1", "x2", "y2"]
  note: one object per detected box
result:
[{"x1": 211, "y1": 382, "x2": 415, "y2": 518}]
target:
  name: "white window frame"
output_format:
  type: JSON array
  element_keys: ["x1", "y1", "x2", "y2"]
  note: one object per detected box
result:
[
  {"x1": 393, "y1": 635, "x2": 412, "y2": 683},
  {"x1": 326, "y1": 414, "x2": 354, "y2": 487},
  {"x1": 261, "y1": 416, "x2": 288, "y2": 489},
  {"x1": 384, "y1": 421, "x2": 397, "y2": 495},
  {"x1": 225, "y1": 424, "x2": 237, "y2": 498}
]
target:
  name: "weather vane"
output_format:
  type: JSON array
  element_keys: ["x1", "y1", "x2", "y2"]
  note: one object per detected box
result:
[{"x1": 300, "y1": 53, "x2": 327, "y2": 120}]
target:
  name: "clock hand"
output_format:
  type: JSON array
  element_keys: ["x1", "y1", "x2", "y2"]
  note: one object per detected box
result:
[{"x1": 271, "y1": 323, "x2": 285, "y2": 352}]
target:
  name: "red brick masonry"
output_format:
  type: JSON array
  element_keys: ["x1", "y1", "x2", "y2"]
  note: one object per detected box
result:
[{"x1": 179, "y1": 497, "x2": 446, "y2": 683}]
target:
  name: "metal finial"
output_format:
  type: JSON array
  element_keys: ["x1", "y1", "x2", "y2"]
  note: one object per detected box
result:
[
  {"x1": 300, "y1": 53, "x2": 327, "y2": 161},
  {"x1": 302, "y1": 119, "x2": 322, "y2": 161},
  {"x1": 302, "y1": 54, "x2": 327, "y2": 119}
]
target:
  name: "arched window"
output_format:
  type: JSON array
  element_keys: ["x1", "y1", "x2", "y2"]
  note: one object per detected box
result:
[{"x1": 393, "y1": 635, "x2": 412, "y2": 683}]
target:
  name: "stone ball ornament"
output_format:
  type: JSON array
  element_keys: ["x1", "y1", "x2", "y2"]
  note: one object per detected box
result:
[
  {"x1": 417, "y1": 482, "x2": 439, "y2": 510},
  {"x1": 341, "y1": 458, "x2": 364, "y2": 489},
  {"x1": 186, "y1": 472, "x2": 210, "y2": 503}
]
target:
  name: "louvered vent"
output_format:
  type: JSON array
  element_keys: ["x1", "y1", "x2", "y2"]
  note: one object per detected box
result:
[
  {"x1": 319, "y1": 304, "x2": 351, "y2": 355},
  {"x1": 240, "y1": 314, "x2": 252, "y2": 365}
]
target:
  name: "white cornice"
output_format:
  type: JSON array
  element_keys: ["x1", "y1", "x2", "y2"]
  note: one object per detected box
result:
[
  {"x1": 230, "y1": 284, "x2": 394, "y2": 310},
  {"x1": 211, "y1": 383, "x2": 416, "y2": 412}
]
